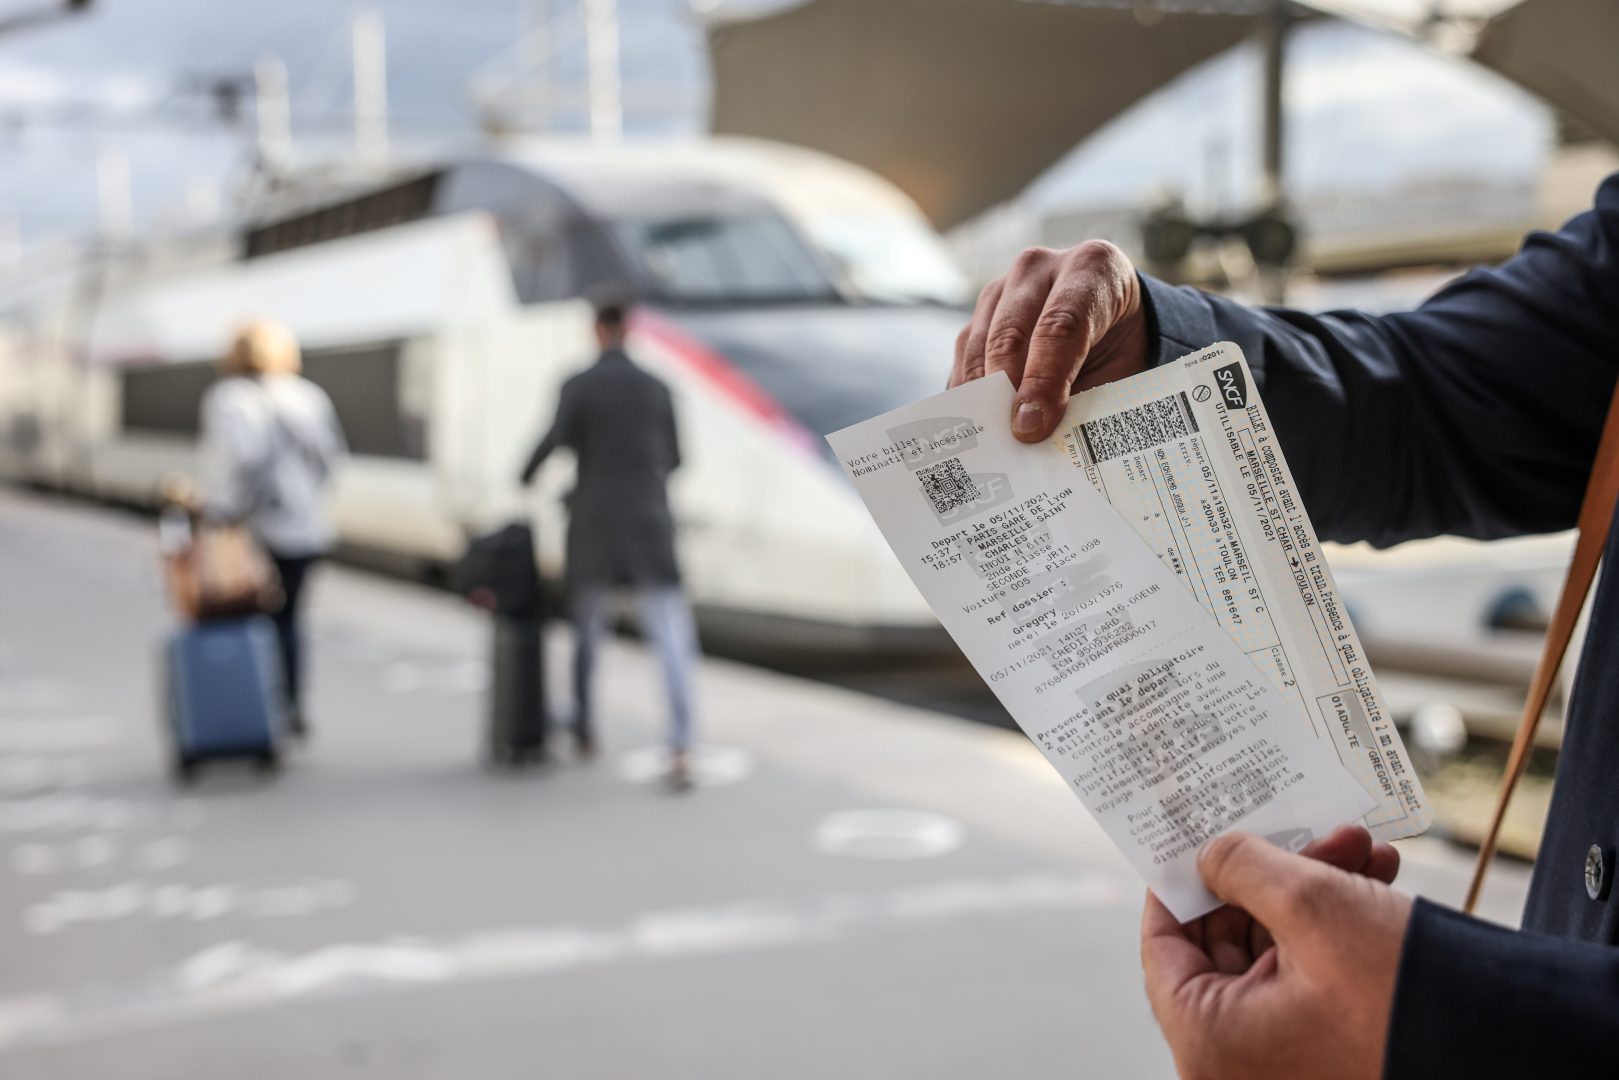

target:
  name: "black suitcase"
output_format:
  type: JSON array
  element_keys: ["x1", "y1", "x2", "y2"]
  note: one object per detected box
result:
[
  {"x1": 453, "y1": 523, "x2": 543, "y2": 618},
  {"x1": 488, "y1": 614, "x2": 547, "y2": 766}
]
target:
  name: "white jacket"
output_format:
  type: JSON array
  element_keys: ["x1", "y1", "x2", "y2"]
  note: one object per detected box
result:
[{"x1": 200, "y1": 374, "x2": 347, "y2": 557}]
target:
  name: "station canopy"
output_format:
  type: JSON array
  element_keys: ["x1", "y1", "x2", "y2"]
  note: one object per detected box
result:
[{"x1": 704, "y1": 0, "x2": 1617, "y2": 230}]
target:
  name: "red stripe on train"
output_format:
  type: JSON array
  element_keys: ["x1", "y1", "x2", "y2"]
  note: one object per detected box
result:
[{"x1": 630, "y1": 309, "x2": 818, "y2": 454}]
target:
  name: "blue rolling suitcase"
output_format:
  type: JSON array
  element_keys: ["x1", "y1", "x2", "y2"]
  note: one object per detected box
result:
[{"x1": 165, "y1": 616, "x2": 287, "y2": 783}]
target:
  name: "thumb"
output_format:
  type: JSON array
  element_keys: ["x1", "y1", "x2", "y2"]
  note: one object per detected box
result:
[{"x1": 1198, "y1": 831, "x2": 1343, "y2": 940}]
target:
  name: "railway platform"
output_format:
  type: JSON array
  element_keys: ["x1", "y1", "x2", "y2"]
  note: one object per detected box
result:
[{"x1": 0, "y1": 487, "x2": 1530, "y2": 1080}]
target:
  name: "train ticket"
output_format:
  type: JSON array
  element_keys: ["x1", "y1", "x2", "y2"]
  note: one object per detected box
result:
[
  {"x1": 1063, "y1": 343, "x2": 1430, "y2": 844},
  {"x1": 826, "y1": 344, "x2": 1419, "y2": 920}
]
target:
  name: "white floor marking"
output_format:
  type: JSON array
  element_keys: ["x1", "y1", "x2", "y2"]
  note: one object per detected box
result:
[
  {"x1": 22, "y1": 879, "x2": 356, "y2": 935},
  {"x1": 617, "y1": 744, "x2": 753, "y2": 788},
  {"x1": 812, "y1": 810, "x2": 965, "y2": 860},
  {"x1": 0, "y1": 871, "x2": 1128, "y2": 1053},
  {"x1": 10, "y1": 835, "x2": 122, "y2": 876},
  {"x1": 0, "y1": 795, "x2": 137, "y2": 833},
  {"x1": 0, "y1": 756, "x2": 91, "y2": 794}
]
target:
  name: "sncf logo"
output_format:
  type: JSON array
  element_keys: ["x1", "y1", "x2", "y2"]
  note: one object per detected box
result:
[
  {"x1": 936, "y1": 471, "x2": 1014, "y2": 524},
  {"x1": 1213, "y1": 362, "x2": 1248, "y2": 410}
]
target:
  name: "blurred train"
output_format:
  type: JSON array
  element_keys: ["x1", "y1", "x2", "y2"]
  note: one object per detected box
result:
[{"x1": 0, "y1": 138, "x2": 969, "y2": 652}]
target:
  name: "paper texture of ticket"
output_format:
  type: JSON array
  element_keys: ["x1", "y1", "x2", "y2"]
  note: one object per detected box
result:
[{"x1": 827, "y1": 343, "x2": 1426, "y2": 920}]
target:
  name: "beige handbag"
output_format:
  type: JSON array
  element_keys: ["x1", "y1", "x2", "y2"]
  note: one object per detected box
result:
[{"x1": 189, "y1": 523, "x2": 284, "y2": 621}]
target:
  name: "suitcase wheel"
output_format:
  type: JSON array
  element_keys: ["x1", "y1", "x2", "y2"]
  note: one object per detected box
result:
[
  {"x1": 172, "y1": 754, "x2": 200, "y2": 786},
  {"x1": 255, "y1": 749, "x2": 282, "y2": 776}
]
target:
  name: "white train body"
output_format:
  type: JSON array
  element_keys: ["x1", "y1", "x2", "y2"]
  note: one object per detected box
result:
[{"x1": 0, "y1": 138, "x2": 969, "y2": 651}]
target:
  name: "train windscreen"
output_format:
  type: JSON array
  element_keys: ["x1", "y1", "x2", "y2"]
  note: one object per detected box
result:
[
  {"x1": 613, "y1": 214, "x2": 840, "y2": 305},
  {"x1": 799, "y1": 212, "x2": 970, "y2": 306}
]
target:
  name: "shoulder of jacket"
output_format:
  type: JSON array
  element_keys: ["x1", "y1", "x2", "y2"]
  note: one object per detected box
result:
[{"x1": 202, "y1": 377, "x2": 251, "y2": 410}]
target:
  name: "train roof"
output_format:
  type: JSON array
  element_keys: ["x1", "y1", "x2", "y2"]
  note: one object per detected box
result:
[
  {"x1": 479, "y1": 136, "x2": 928, "y2": 219},
  {"x1": 240, "y1": 136, "x2": 938, "y2": 264}
]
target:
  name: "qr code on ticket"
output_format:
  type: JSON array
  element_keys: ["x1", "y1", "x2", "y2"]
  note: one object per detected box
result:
[{"x1": 917, "y1": 457, "x2": 980, "y2": 516}]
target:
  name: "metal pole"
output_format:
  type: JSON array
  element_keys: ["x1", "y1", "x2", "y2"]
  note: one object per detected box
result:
[
  {"x1": 254, "y1": 55, "x2": 292, "y2": 172},
  {"x1": 522, "y1": 0, "x2": 552, "y2": 132},
  {"x1": 1258, "y1": 0, "x2": 1289, "y2": 303},
  {"x1": 584, "y1": 0, "x2": 622, "y2": 142},
  {"x1": 352, "y1": 7, "x2": 389, "y2": 167},
  {"x1": 95, "y1": 149, "x2": 132, "y2": 237},
  {"x1": 1260, "y1": 0, "x2": 1286, "y2": 209}
]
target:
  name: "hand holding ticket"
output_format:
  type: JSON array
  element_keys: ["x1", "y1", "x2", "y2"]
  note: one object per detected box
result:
[{"x1": 829, "y1": 343, "x2": 1428, "y2": 921}]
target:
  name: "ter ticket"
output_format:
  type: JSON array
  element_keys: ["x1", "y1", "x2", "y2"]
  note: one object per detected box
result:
[{"x1": 827, "y1": 343, "x2": 1429, "y2": 921}]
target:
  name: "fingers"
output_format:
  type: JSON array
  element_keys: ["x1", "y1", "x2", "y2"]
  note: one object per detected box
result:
[
  {"x1": 1229, "y1": 827, "x2": 1400, "y2": 957},
  {"x1": 951, "y1": 241, "x2": 1145, "y2": 442},
  {"x1": 1011, "y1": 253, "x2": 1116, "y2": 441},
  {"x1": 951, "y1": 278, "x2": 1004, "y2": 388},
  {"x1": 1197, "y1": 831, "x2": 1344, "y2": 943},
  {"x1": 1365, "y1": 842, "x2": 1401, "y2": 885},
  {"x1": 1300, "y1": 824, "x2": 1373, "y2": 873},
  {"x1": 981, "y1": 249, "x2": 1057, "y2": 386},
  {"x1": 1141, "y1": 889, "x2": 1214, "y2": 1012},
  {"x1": 1298, "y1": 824, "x2": 1401, "y2": 885}
]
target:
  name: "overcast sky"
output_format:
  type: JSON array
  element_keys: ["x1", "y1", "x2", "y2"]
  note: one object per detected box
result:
[{"x1": 0, "y1": 0, "x2": 1550, "y2": 248}]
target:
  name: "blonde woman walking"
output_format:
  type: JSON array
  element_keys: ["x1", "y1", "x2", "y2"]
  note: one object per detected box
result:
[{"x1": 199, "y1": 320, "x2": 346, "y2": 737}]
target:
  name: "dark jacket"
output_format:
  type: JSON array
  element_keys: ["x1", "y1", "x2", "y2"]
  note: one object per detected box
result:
[
  {"x1": 520, "y1": 347, "x2": 682, "y2": 588},
  {"x1": 1140, "y1": 173, "x2": 1619, "y2": 1078}
]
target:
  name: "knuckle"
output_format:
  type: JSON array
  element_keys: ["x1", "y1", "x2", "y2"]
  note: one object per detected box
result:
[
  {"x1": 1032, "y1": 304, "x2": 1084, "y2": 340},
  {"x1": 984, "y1": 323, "x2": 1029, "y2": 364},
  {"x1": 1011, "y1": 246, "x2": 1054, "y2": 274},
  {"x1": 1017, "y1": 370, "x2": 1067, "y2": 395},
  {"x1": 1069, "y1": 237, "x2": 1126, "y2": 270}
]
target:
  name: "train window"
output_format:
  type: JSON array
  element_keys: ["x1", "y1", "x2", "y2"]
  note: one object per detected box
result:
[
  {"x1": 243, "y1": 174, "x2": 441, "y2": 260},
  {"x1": 804, "y1": 213, "x2": 970, "y2": 306},
  {"x1": 300, "y1": 342, "x2": 426, "y2": 460},
  {"x1": 119, "y1": 362, "x2": 215, "y2": 436},
  {"x1": 118, "y1": 341, "x2": 427, "y2": 460},
  {"x1": 613, "y1": 214, "x2": 838, "y2": 304}
]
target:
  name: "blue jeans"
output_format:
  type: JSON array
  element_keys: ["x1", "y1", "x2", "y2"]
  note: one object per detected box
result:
[{"x1": 570, "y1": 585, "x2": 697, "y2": 750}]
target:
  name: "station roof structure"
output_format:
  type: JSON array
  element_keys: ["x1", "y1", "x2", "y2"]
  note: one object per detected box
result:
[{"x1": 704, "y1": 0, "x2": 1616, "y2": 229}]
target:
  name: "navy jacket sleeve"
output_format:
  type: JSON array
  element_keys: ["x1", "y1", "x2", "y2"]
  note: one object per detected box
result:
[
  {"x1": 1138, "y1": 173, "x2": 1619, "y2": 548},
  {"x1": 1384, "y1": 899, "x2": 1616, "y2": 1077}
]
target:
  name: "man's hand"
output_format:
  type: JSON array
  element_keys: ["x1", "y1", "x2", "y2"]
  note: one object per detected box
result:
[
  {"x1": 949, "y1": 240, "x2": 1150, "y2": 442},
  {"x1": 1142, "y1": 825, "x2": 1413, "y2": 1080}
]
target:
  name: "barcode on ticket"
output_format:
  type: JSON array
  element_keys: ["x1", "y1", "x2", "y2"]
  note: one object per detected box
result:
[{"x1": 1077, "y1": 392, "x2": 1200, "y2": 464}]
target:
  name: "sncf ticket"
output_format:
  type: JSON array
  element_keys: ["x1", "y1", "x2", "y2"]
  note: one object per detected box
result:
[{"x1": 828, "y1": 343, "x2": 1428, "y2": 921}]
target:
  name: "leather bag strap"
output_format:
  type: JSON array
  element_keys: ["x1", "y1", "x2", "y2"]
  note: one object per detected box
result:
[{"x1": 1464, "y1": 387, "x2": 1619, "y2": 913}]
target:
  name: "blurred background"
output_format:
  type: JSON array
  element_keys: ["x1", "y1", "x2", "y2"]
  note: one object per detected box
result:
[{"x1": 0, "y1": 0, "x2": 1602, "y2": 1076}]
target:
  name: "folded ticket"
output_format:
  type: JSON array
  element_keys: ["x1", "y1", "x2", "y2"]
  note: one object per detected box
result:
[{"x1": 828, "y1": 343, "x2": 1428, "y2": 920}]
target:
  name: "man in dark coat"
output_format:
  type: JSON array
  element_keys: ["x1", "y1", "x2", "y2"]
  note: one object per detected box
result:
[
  {"x1": 520, "y1": 293, "x2": 697, "y2": 789},
  {"x1": 950, "y1": 174, "x2": 1619, "y2": 1078}
]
